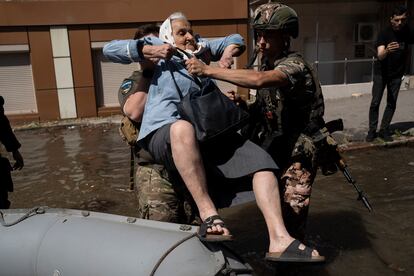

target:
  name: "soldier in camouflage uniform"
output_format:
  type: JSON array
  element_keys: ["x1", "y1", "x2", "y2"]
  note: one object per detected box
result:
[
  {"x1": 186, "y1": 2, "x2": 326, "y2": 240},
  {"x1": 117, "y1": 24, "x2": 197, "y2": 224}
]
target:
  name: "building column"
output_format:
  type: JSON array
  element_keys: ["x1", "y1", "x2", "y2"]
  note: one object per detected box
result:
[{"x1": 50, "y1": 26, "x2": 77, "y2": 119}]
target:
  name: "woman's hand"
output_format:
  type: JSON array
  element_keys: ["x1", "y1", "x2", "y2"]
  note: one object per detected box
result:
[
  {"x1": 142, "y1": 44, "x2": 176, "y2": 62},
  {"x1": 218, "y1": 44, "x2": 240, "y2": 68},
  {"x1": 186, "y1": 57, "x2": 208, "y2": 76}
]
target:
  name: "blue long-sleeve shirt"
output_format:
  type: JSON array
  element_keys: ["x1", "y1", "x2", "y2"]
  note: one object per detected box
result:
[{"x1": 103, "y1": 35, "x2": 245, "y2": 142}]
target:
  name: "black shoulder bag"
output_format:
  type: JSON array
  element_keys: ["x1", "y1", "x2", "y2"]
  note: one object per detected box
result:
[{"x1": 168, "y1": 53, "x2": 249, "y2": 143}]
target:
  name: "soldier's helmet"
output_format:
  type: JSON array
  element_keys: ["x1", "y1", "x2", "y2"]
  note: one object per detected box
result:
[{"x1": 252, "y1": 2, "x2": 299, "y2": 38}]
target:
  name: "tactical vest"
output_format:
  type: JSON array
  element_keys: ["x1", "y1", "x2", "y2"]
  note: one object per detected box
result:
[{"x1": 250, "y1": 52, "x2": 325, "y2": 147}]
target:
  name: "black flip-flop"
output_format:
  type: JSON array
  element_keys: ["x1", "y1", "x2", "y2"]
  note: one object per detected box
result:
[
  {"x1": 265, "y1": 239, "x2": 325, "y2": 263},
  {"x1": 197, "y1": 215, "x2": 233, "y2": 242}
]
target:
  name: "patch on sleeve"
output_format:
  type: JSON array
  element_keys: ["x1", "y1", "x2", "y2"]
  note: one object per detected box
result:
[{"x1": 120, "y1": 80, "x2": 133, "y2": 95}]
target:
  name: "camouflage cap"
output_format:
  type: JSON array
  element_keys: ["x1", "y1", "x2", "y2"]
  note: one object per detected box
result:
[{"x1": 252, "y1": 2, "x2": 299, "y2": 38}]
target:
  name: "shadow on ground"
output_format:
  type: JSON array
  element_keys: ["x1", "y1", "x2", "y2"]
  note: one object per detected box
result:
[{"x1": 221, "y1": 204, "x2": 371, "y2": 275}]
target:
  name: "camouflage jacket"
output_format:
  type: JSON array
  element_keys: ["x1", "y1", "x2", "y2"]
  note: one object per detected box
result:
[{"x1": 244, "y1": 52, "x2": 325, "y2": 167}]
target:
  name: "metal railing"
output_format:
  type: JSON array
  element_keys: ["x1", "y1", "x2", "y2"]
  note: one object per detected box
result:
[{"x1": 312, "y1": 57, "x2": 377, "y2": 85}]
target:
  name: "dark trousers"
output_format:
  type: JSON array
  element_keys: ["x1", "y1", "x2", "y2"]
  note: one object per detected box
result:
[
  {"x1": 0, "y1": 156, "x2": 13, "y2": 209},
  {"x1": 368, "y1": 74, "x2": 402, "y2": 133},
  {"x1": 0, "y1": 190, "x2": 10, "y2": 209}
]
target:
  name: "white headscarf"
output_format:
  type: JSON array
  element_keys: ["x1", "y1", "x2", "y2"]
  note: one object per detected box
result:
[
  {"x1": 159, "y1": 12, "x2": 206, "y2": 58},
  {"x1": 159, "y1": 13, "x2": 176, "y2": 45}
]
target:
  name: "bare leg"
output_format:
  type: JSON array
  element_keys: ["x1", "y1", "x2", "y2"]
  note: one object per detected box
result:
[
  {"x1": 252, "y1": 170, "x2": 320, "y2": 256},
  {"x1": 170, "y1": 120, "x2": 229, "y2": 235}
]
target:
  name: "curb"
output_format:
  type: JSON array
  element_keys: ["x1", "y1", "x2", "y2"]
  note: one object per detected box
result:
[
  {"x1": 13, "y1": 115, "x2": 123, "y2": 131},
  {"x1": 339, "y1": 136, "x2": 414, "y2": 152}
]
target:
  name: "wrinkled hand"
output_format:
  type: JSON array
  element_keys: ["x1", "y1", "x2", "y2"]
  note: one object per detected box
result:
[
  {"x1": 143, "y1": 44, "x2": 176, "y2": 61},
  {"x1": 186, "y1": 57, "x2": 207, "y2": 76},
  {"x1": 12, "y1": 150, "x2": 24, "y2": 170},
  {"x1": 218, "y1": 54, "x2": 234, "y2": 68},
  {"x1": 218, "y1": 44, "x2": 240, "y2": 68}
]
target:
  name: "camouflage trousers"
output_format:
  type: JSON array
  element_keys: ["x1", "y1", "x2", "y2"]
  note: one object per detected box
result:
[
  {"x1": 135, "y1": 164, "x2": 198, "y2": 225},
  {"x1": 280, "y1": 162, "x2": 316, "y2": 240}
]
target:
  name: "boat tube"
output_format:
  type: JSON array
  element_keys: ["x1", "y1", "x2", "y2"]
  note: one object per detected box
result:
[{"x1": 0, "y1": 207, "x2": 252, "y2": 276}]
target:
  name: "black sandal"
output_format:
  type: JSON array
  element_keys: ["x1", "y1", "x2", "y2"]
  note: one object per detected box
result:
[
  {"x1": 265, "y1": 239, "x2": 325, "y2": 263},
  {"x1": 197, "y1": 215, "x2": 234, "y2": 242}
]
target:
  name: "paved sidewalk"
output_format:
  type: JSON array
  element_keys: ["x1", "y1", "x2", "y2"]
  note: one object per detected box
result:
[{"x1": 324, "y1": 88, "x2": 414, "y2": 150}]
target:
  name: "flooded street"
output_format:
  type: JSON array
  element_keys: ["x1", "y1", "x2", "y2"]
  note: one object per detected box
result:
[
  {"x1": 8, "y1": 124, "x2": 137, "y2": 216},
  {"x1": 6, "y1": 124, "x2": 414, "y2": 276},
  {"x1": 222, "y1": 145, "x2": 414, "y2": 275}
]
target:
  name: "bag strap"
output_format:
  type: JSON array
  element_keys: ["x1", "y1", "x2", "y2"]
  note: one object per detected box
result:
[{"x1": 168, "y1": 64, "x2": 184, "y2": 99}]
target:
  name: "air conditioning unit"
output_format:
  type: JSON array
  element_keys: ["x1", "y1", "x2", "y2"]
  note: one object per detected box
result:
[{"x1": 355, "y1": 23, "x2": 377, "y2": 43}]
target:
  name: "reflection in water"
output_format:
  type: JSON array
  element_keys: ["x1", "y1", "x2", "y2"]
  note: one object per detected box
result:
[
  {"x1": 9, "y1": 125, "x2": 135, "y2": 215},
  {"x1": 8, "y1": 125, "x2": 414, "y2": 276}
]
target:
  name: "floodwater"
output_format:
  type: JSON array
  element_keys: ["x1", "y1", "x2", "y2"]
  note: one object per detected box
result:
[
  {"x1": 6, "y1": 124, "x2": 414, "y2": 276},
  {"x1": 8, "y1": 124, "x2": 136, "y2": 215}
]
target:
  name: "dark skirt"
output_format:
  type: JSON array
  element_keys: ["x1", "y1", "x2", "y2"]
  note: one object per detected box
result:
[{"x1": 144, "y1": 123, "x2": 279, "y2": 179}]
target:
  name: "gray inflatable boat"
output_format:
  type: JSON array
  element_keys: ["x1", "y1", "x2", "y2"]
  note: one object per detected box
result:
[{"x1": 0, "y1": 207, "x2": 253, "y2": 276}]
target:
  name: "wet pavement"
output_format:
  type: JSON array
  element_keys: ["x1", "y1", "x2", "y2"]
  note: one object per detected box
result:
[{"x1": 4, "y1": 123, "x2": 414, "y2": 276}]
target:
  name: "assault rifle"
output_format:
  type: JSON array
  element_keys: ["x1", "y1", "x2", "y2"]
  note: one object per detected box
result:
[{"x1": 320, "y1": 119, "x2": 373, "y2": 212}]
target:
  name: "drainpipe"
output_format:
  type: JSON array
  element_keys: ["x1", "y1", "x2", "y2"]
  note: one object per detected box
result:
[
  {"x1": 315, "y1": 21, "x2": 319, "y2": 71},
  {"x1": 344, "y1": 58, "x2": 348, "y2": 84}
]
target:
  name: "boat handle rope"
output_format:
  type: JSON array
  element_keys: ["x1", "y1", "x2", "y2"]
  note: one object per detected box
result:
[
  {"x1": 0, "y1": 206, "x2": 46, "y2": 227},
  {"x1": 150, "y1": 232, "x2": 197, "y2": 276},
  {"x1": 149, "y1": 232, "x2": 249, "y2": 276}
]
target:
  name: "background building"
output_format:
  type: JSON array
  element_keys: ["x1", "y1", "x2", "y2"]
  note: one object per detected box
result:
[
  {"x1": 0, "y1": 0, "x2": 249, "y2": 122},
  {"x1": 1, "y1": 0, "x2": 413, "y2": 122},
  {"x1": 251, "y1": 0, "x2": 414, "y2": 98}
]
